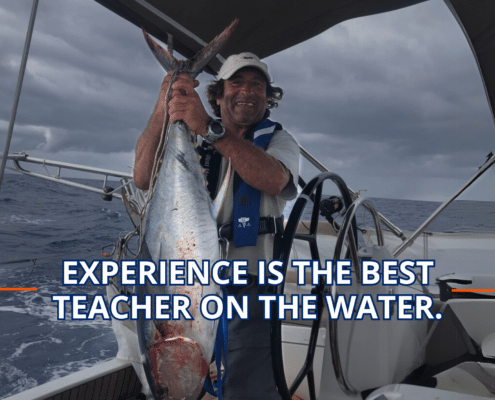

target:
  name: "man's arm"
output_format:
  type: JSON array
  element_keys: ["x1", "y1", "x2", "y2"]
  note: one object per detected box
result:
[
  {"x1": 211, "y1": 133, "x2": 290, "y2": 196},
  {"x1": 133, "y1": 73, "x2": 200, "y2": 190}
]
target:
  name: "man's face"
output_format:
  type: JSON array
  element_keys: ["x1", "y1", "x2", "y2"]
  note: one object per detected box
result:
[{"x1": 216, "y1": 67, "x2": 268, "y2": 129}]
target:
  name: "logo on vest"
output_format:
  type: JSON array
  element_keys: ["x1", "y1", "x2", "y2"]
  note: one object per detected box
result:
[{"x1": 238, "y1": 217, "x2": 251, "y2": 228}]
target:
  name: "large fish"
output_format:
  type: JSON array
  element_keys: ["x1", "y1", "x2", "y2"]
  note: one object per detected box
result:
[{"x1": 137, "y1": 21, "x2": 237, "y2": 400}]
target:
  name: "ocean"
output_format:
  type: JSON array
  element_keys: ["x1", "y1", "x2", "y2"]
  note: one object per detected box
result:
[{"x1": 0, "y1": 173, "x2": 494, "y2": 398}]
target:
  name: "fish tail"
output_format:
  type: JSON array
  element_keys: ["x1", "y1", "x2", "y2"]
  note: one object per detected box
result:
[
  {"x1": 189, "y1": 18, "x2": 239, "y2": 77},
  {"x1": 142, "y1": 29, "x2": 178, "y2": 72},
  {"x1": 143, "y1": 19, "x2": 239, "y2": 77}
]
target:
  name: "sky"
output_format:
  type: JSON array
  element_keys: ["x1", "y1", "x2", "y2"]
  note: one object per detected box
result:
[{"x1": 1, "y1": 0, "x2": 495, "y2": 201}]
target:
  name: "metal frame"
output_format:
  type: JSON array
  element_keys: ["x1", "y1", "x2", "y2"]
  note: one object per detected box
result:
[
  {"x1": 300, "y1": 145, "x2": 406, "y2": 241},
  {"x1": 393, "y1": 152, "x2": 495, "y2": 257},
  {"x1": 5, "y1": 152, "x2": 134, "y2": 201},
  {"x1": 329, "y1": 196, "x2": 384, "y2": 396},
  {"x1": 0, "y1": 0, "x2": 39, "y2": 191}
]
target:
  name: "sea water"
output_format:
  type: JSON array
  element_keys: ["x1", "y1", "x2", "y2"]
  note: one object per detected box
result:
[
  {"x1": 0, "y1": 173, "x2": 494, "y2": 398},
  {"x1": 0, "y1": 174, "x2": 131, "y2": 398}
]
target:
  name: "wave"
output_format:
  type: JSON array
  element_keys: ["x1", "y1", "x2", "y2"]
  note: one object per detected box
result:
[
  {"x1": 0, "y1": 363, "x2": 38, "y2": 399},
  {"x1": 0, "y1": 215, "x2": 53, "y2": 225}
]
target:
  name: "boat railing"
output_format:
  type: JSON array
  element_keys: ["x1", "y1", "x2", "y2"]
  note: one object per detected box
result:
[
  {"x1": 4, "y1": 151, "x2": 134, "y2": 201},
  {"x1": 8, "y1": 145, "x2": 493, "y2": 259},
  {"x1": 393, "y1": 151, "x2": 495, "y2": 257},
  {"x1": 299, "y1": 145, "x2": 406, "y2": 241}
]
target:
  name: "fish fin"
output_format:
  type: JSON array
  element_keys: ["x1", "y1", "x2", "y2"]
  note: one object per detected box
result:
[
  {"x1": 189, "y1": 18, "x2": 239, "y2": 78},
  {"x1": 211, "y1": 158, "x2": 232, "y2": 220},
  {"x1": 142, "y1": 29, "x2": 178, "y2": 72}
]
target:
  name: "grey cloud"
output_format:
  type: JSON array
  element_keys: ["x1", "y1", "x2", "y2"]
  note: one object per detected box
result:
[
  {"x1": 265, "y1": 0, "x2": 494, "y2": 182},
  {"x1": 2, "y1": 0, "x2": 494, "y2": 201}
]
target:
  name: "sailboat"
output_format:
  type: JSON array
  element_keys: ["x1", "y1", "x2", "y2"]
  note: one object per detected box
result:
[{"x1": 2, "y1": 0, "x2": 495, "y2": 399}]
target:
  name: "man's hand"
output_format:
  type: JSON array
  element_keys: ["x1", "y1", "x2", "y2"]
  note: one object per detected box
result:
[
  {"x1": 167, "y1": 72, "x2": 210, "y2": 136},
  {"x1": 134, "y1": 72, "x2": 210, "y2": 190}
]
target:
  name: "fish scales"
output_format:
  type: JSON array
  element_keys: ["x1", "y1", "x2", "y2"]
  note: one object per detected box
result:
[
  {"x1": 138, "y1": 122, "x2": 222, "y2": 400},
  {"x1": 143, "y1": 123, "x2": 219, "y2": 262}
]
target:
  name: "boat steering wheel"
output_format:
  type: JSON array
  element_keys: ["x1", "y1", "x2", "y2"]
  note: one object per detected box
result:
[{"x1": 271, "y1": 172, "x2": 357, "y2": 400}]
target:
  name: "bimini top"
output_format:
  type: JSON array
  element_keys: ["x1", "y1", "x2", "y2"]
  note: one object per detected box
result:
[{"x1": 95, "y1": 0, "x2": 495, "y2": 125}]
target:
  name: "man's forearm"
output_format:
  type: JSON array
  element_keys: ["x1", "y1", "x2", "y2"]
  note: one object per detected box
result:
[
  {"x1": 134, "y1": 100, "x2": 167, "y2": 190},
  {"x1": 213, "y1": 131, "x2": 290, "y2": 197}
]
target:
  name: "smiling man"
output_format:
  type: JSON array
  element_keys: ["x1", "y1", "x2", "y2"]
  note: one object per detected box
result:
[{"x1": 134, "y1": 53, "x2": 299, "y2": 400}]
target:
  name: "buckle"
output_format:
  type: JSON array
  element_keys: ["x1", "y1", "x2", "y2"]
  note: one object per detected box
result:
[
  {"x1": 218, "y1": 223, "x2": 229, "y2": 239},
  {"x1": 270, "y1": 216, "x2": 278, "y2": 236},
  {"x1": 218, "y1": 237, "x2": 229, "y2": 258}
]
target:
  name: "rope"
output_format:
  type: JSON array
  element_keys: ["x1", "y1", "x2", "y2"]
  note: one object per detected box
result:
[{"x1": 133, "y1": 70, "x2": 179, "y2": 258}]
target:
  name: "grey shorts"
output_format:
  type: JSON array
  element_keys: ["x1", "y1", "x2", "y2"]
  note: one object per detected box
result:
[{"x1": 222, "y1": 278, "x2": 282, "y2": 400}]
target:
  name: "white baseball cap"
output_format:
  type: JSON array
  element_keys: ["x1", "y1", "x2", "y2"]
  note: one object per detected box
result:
[{"x1": 217, "y1": 52, "x2": 271, "y2": 82}]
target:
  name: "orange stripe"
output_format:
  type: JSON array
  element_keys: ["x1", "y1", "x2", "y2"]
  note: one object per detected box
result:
[
  {"x1": 0, "y1": 288, "x2": 38, "y2": 291},
  {"x1": 452, "y1": 289, "x2": 495, "y2": 292}
]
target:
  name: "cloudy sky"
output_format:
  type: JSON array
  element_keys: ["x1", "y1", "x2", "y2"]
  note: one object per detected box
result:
[{"x1": 1, "y1": 0, "x2": 494, "y2": 201}]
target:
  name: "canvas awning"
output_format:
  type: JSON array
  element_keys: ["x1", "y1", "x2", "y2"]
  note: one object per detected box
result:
[{"x1": 95, "y1": 0, "x2": 495, "y2": 125}]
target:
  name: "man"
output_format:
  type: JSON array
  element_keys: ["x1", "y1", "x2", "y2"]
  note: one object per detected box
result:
[{"x1": 134, "y1": 53, "x2": 299, "y2": 400}]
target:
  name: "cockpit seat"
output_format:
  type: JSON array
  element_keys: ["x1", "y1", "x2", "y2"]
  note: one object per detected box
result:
[{"x1": 378, "y1": 302, "x2": 495, "y2": 399}]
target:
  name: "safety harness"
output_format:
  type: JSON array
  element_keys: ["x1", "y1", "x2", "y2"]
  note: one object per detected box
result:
[{"x1": 198, "y1": 118, "x2": 283, "y2": 247}]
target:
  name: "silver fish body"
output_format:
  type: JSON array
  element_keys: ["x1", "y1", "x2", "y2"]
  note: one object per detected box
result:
[
  {"x1": 138, "y1": 21, "x2": 237, "y2": 399},
  {"x1": 138, "y1": 122, "x2": 223, "y2": 400}
]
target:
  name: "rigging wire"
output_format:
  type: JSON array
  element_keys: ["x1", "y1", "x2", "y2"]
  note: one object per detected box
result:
[{"x1": 0, "y1": 0, "x2": 39, "y2": 191}]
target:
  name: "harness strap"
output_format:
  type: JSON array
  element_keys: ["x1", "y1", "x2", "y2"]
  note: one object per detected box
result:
[
  {"x1": 218, "y1": 216, "x2": 283, "y2": 241},
  {"x1": 203, "y1": 268, "x2": 229, "y2": 399},
  {"x1": 233, "y1": 119, "x2": 282, "y2": 248}
]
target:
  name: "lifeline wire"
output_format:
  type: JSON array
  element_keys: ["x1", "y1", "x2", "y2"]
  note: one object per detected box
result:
[{"x1": 0, "y1": 248, "x2": 98, "y2": 268}]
